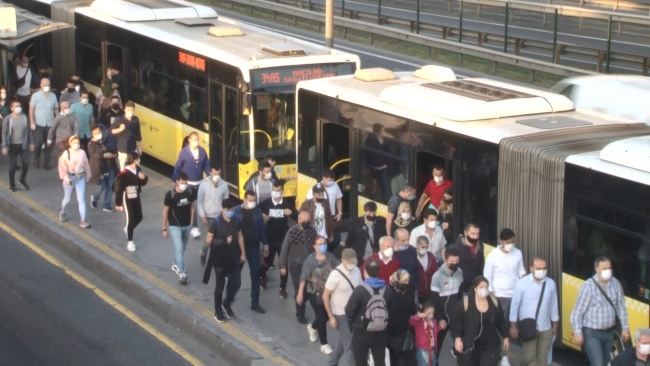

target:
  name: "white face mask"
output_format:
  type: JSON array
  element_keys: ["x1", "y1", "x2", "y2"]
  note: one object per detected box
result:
[
  {"x1": 178, "y1": 183, "x2": 187, "y2": 192},
  {"x1": 534, "y1": 269, "x2": 547, "y2": 280},
  {"x1": 600, "y1": 269, "x2": 613, "y2": 281},
  {"x1": 401, "y1": 212, "x2": 411, "y2": 220},
  {"x1": 94, "y1": 134, "x2": 103, "y2": 141},
  {"x1": 324, "y1": 180, "x2": 334, "y2": 187},
  {"x1": 382, "y1": 248, "x2": 393, "y2": 259},
  {"x1": 503, "y1": 244, "x2": 513, "y2": 252},
  {"x1": 81, "y1": 98, "x2": 89, "y2": 105},
  {"x1": 212, "y1": 174, "x2": 220, "y2": 183},
  {"x1": 1, "y1": 93, "x2": 6, "y2": 99},
  {"x1": 477, "y1": 288, "x2": 489, "y2": 299},
  {"x1": 75, "y1": 85, "x2": 80, "y2": 92},
  {"x1": 263, "y1": 172, "x2": 272, "y2": 180},
  {"x1": 271, "y1": 191, "x2": 282, "y2": 199},
  {"x1": 434, "y1": 175, "x2": 443, "y2": 184},
  {"x1": 246, "y1": 201, "x2": 256, "y2": 209},
  {"x1": 42, "y1": 86, "x2": 50, "y2": 93},
  {"x1": 417, "y1": 248, "x2": 428, "y2": 256},
  {"x1": 190, "y1": 140, "x2": 199, "y2": 148},
  {"x1": 14, "y1": 107, "x2": 22, "y2": 114},
  {"x1": 63, "y1": 109, "x2": 71, "y2": 116},
  {"x1": 639, "y1": 344, "x2": 650, "y2": 356},
  {"x1": 71, "y1": 143, "x2": 81, "y2": 150},
  {"x1": 427, "y1": 221, "x2": 437, "y2": 229},
  {"x1": 345, "y1": 263, "x2": 356, "y2": 271},
  {"x1": 125, "y1": 111, "x2": 134, "y2": 118}
]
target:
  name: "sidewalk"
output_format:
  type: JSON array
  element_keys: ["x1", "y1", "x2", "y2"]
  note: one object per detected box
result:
[{"x1": 0, "y1": 156, "x2": 560, "y2": 366}]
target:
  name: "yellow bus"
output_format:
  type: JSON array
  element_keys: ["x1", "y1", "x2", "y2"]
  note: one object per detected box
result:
[{"x1": 295, "y1": 65, "x2": 650, "y2": 352}]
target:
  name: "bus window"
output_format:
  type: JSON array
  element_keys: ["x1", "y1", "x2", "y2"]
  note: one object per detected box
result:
[
  {"x1": 76, "y1": 36, "x2": 102, "y2": 87},
  {"x1": 148, "y1": 63, "x2": 175, "y2": 118},
  {"x1": 224, "y1": 87, "x2": 240, "y2": 186},
  {"x1": 175, "y1": 78, "x2": 208, "y2": 131},
  {"x1": 359, "y1": 129, "x2": 405, "y2": 204},
  {"x1": 251, "y1": 93, "x2": 296, "y2": 164},
  {"x1": 209, "y1": 82, "x2": 224, "y2": 169}
]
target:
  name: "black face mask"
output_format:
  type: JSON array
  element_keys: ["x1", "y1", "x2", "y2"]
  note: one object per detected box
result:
[
  {"x1": 314, "y1": 197, "x2": 324, "y2": 203},
  {"x1": 395, "y1": 283, "x2": 409, "y2": 292},
  {"x1": 467, "y1": 237, "x2": 479, "y2": 245},
  {"x1": 448, "y1": 263, "x2": 459, "y2": 272},
  {"x1": 111, "y1": 103, "x2": 119, "y2": 109},
  {"x1": 365, "y1": 215, "x2": 375, "y2": 221},
  {"x1": 68, "y1": 88, "x2": 75, "y2": 93},
  {"x1": 300, "y1": 222, "x2": 310, "y2": 230},
  {"x1": 444, "y1": 198, "x2": 453, "y2": 204}
]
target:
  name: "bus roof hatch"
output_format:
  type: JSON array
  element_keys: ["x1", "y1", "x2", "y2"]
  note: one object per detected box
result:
[
  {"x1": 600, "y1": 136, "x2": 650, "y2": 174},
  {"x1": 260, "y1": 43, "x2": 306, "y2": 57}
]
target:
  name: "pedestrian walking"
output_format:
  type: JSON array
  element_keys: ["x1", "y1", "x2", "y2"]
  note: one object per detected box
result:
[
  {"x1": 386, "y1": 184, "x2": 415, "y2": 235},
  {"x1": 48, "y1": 101, "x2": 80, "y2": 158},
  {"x1": 570, "y1": 256, "x2": 630, "y2": 366},
  {"x1": 611, "y1": 328, "x2": 650, "y2": 366},
  {"x1": 259, "y1": 179, "x2": 297, "y2": 295},
  {"x1": 345, "y1": 201, "x2": 387, "y2": 264},
  {"x1": 58, "y1": 135, "x2": 91, "y2": 228},
  {"x1": 393, "y1": 228, "x2": 419, "y2": 293},
  {"x1": 297, "y1": 235, "x2": 340, "y2": 355},
  {"x1": 430, "y1": 247, "x2": 462, "y2": 352},
  {"x1": 362, "y1": 236, "x2": 400, "y2": 284},
  {"x1": 300, "y1": 183, "x2": 335, "y2": 249},
  {"x1": 111, "y1": 101, "x2": 142, "y2": 170},
  {"x1": 70, "y1": 91, "x2": 95, "y2": 151},
  {"x1": 415, "y1": 164, "x2": 452, "y2": 218},
  {"x1": 244, "y1": 161, "x2": 275, "y2": 204},
  {"x1": 387, "y1": 269, "x2": 417, "y2": 366},
  {"x1": 203, "y1": 197, "x2": 245, "y2": 322},
  {"x1": 115, "y1": 152, "x2": 148, "y2": 252},
  {"x1": 98, "y1": 95, "x2": 123, "y2": 128},
  {"x1": 88, "y1": 125, "x2": 117, "y2": 212},
  {"x1": 391, "y1": 201, "x2": 417, "y2": 237},
  {"x1": 29, "y1": 77, "x2": 59, "y2": 170},
  {"x1": 59, "y1": 79, "x2": 81, "y2": 106},
  {"x1": 197, "y1": 165, "x2": 229, "y2": 265},
  {"x1": 305, "y1": 169, "x2": 343, "y2": 251},
  {"x1": 409, "y1": 208, "x2": 446, "y2": 265},
  {"x1": 280, "y1": 211, "x2": 318, "y2": 324},
  {"x1": 509, "y1": 257, "x2": 559, "y2": 366},
  {"x1": 410, "y1": 302, "x2": 439, "y2": 366},
  {"x1": 415, "y1": 236, "x2": 439, "y2": 304},
  {"x1": 162, "y1": 172, "x2": 195, "y2": 284},
  {"x1": 14, "y1": 55, "x2": 38, "y2": 109},
  {"x1": 323, "y1": 248, "x2": 361, "y2": 366},
  {"x1": 453, "y1": 223, "x2": 485, "y2": 293},
  {"x1": 0, "y1": 86, "x2": 10, "y2": 118},
  {"x1": 2, "y1": 100, "x2": 34, "y2": 192}
]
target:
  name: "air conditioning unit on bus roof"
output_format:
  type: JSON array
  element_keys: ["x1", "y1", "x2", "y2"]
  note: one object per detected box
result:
[
  {"x1": 0, "y1": 7, "x2": 18, "y2": 39},
  {"x1": 260, "y1": 43, "x2": 306, "y2": 57}
]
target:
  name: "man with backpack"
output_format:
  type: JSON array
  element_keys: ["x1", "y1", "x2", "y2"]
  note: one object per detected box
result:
[{"x1": 345, "y1": 256, "x2": 393, "y2": 366}]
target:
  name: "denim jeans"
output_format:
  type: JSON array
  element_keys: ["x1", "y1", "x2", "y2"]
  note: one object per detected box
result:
[
  {"x1": 244, "y1": 248, "x2": 262, "y2": 306},
  {"x1": 92, "y1": 170, "x2": 115, "y2": 209},
  {"x1": 583, "y1": 327, "x2": 614, "y2": 366},
  {"x1": 62, "y1": 175, "x2": 86, "y2": 220},
  {"x1": 329, "y1": 314, "x2": 354, "y2": 366},
  {"x1": 169, "y1": 225, "x2": 191, "y2": 273},
  {"x1": 415, "y1": 347, "x2": 437, "y2": 366}
]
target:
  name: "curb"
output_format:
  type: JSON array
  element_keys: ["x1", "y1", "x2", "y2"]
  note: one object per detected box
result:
[{"x1": 0, "y1": 188, "x2": 272, "y2": 366}]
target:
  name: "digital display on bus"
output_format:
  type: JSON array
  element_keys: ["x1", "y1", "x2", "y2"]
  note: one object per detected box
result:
[
  {"x1": 178, "y1": 51, "x2": 206, "y2": 72},
  {"x1": 251, "y1": 63, "x2": 355, "y2": 89}
]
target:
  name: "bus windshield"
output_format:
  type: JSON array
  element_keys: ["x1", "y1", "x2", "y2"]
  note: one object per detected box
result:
[{"x1": 251, "y1": 92, "x2": 296, "y2": 164}]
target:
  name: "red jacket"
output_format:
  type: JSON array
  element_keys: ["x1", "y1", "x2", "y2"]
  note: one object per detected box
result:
[
  {"x1": 417, "y1": 253, "x2": 439, "y2": 300},
  {"x1": 409, "y1": 314, "x2": 440, "y2": 355},
  {"x1": 362, "y1": 253, "x2": 401, "y2": 284}
]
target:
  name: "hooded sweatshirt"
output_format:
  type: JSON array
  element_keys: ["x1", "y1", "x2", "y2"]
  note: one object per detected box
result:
[
  {"x1": 345, "y1": 277, "x2": 393, "y2": 330},
  {"x1": 58, "y1": 148, "x2": 91, "y2": 182},
  {"x1": 196, "y1": 177, "x2": 229, "y2": 219},
  {"x1": 429, "y1": 263, "x2": 463, "y2": 323}
]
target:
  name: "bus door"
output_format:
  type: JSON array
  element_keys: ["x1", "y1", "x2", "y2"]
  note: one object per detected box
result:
[
  {"x1": 209, "y1": 81, "x2": 225, "y2": 180},
  {"x1": 101, "y1": 42, "x2": 130, "y2": 103},
  {"x1": 320, "y1": 121, "x2": 357, "y2": 225}
]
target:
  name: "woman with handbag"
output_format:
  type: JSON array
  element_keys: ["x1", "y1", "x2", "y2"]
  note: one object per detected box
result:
[
  {"x1": 58, "y1": 135, "x2": 91, "y2": 228},
  {"x1": 387, "y1": 269, "x2": 417, "y2": 366},
  {"x1": 297, "y1": 235, "x2": 340, "y2": 355}
]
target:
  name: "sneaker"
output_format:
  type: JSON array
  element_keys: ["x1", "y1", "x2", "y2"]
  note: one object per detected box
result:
[
  {"x1": 103, "y1": 207, "x2": 114, "y2": 212},
  {"x1": 260, "y1": 276, "x2": 267, "y2": 290},
  {"x1": 171, "y1": 264, "x2": 180, "y2": 275},
  {"x1": 9, "y1": 186, "x2": 16, "y2": 192},
  {"x1": 18, "y1": 179, "x2": 29, "y2": 191},
  {"x1": 279, "y1": 288, "x2": 288, "y2": 299},
  {"x1": 296, "y1": 315, "x2": 308, "y2": 324},
  {"x1": 59, "y1": 212, "x2": 67, "y2": 222},
  {"x1": 127, "y1": 241, "x2": 136, "y2": 252},
  {"x1": 190, "y1": 227, "x2": 201, "y2": 240},
  {"x1": 320, "y1": 344, "x2": 333, "y2": 355},
  {"x1": 251, "y1": 304, "x2": 266, "y2": 314},
  {"x1": 222, "y1": 303, "x2": 234, "y2": 319},
  {"x1": 307, "y1": 323, "x2": 318, "y2": 342},
  {"x1": 79, "y1": 221, "x2": 91, "y2": 229},
  {"x1": 214, "y1": 312, "x2": 226, "y2": 323},
  {"x1": 90, "y1": 195, "x2": 97, "y2": 209},
  {"x1": 179, "y1": 273, "x2": 188, "y2": 284}
]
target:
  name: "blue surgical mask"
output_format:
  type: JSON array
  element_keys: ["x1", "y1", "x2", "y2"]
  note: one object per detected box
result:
[
  {"x1": 317, "y1": 244, "x2": 328, "y2": 254},
  {"x1": 407, "y1": 195, "x2": 415, "y2": 201},
  {"x1": 224, "y1": 210, "x2": 235, "y2": 219},
  {"x1": 398, "y1": 245, "x2": 408, "y2": 251}
]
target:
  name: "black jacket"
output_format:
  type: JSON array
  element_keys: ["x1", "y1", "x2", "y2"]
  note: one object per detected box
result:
[
  {"x1": 612, "y1": 348, "x2": 648, "y2": 366},
  {"x1": 387, "y1": 287, "x2": 417, "y2": 337},
  {"x1": 345, "y1": 216, "x2": 387, "y2": 263},
  {"x1": 449, "y1": 293, "x2": 507, "y2": 353},
  {"x1": 114, "y1": 167, "x2": 148, "y2": 206},
  {"x1": 345, "y1": 284, "x2": 393, "y2": 330},
  {"x1": 393, "y1": 245, "x2": 420, "y2": 292},
  {"x1": 453, "y1": 236, "x2": 485, "y2": 292}
]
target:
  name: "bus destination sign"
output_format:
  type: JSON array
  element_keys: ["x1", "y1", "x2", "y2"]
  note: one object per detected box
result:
[
  {"x1": 178, "y1": 51, "x2": 206, "y2": 72},
  {"x1": 251, "y1": 63, "x2": 355, "y2": 89}
]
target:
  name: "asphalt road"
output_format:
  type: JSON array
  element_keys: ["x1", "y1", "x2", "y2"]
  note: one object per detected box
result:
[{"x1": 0, "y1": 228, "x2": 193, "y2": 366}]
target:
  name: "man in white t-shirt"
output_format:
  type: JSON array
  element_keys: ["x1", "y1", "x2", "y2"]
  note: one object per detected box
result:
[
  {"x1": 306, "y1": 169, "x2": 343, "y2": 251},
  {"x1": 484, "y1": 228, "x2": 526, "y2": 333},
  {"x1": 409, "y1": 208, "x2": 447, "y2": 264},
  {"x1": 323, "y1": 248, "x2": 361, "y2": 366}
]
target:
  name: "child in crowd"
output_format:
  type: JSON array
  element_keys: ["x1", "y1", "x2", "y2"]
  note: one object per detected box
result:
[{"x1": 409, "y1": 302, "x2": 439, "y2": 366}]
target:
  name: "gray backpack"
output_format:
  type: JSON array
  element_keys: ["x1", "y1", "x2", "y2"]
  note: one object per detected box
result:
[{"x1": 362, "y1": 284, "x2": 388, "y2": 332}]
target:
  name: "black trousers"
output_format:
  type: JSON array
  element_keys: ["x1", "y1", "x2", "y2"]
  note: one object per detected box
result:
[
  {"x1": 289, "y1": 264, "x2": 307, "y2": 318},
  {"x1": 33, "y1": 125, "x2": 51, "y2": 163},
  {"x1": 260, "y1": 239, "x2": 288, "y2": 289},
  {"x1": 213, "y1": 265, "x2": 242, "y2": 314},
  {"x1": 351, "y1": 328, "x2": 387, "y2": 366},
  {"x1": 123, "y1": 198, "x2": 143, "y2": 241},
  {"x1": 388, "y1": 342, "x2": 415, "y2": 366},
  {"x1": 455, "y1": 345, "x2": 501, "y2": 366},
  {"x1": 307, "y1": 292, "x2": 329, "y2": 345},
  {"x1": 8, "y1": 144, "x2": 29, "y2": 187}
]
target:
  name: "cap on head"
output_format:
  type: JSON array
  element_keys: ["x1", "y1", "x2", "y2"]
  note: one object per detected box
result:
[{"x1": 312, "y1": 183, "x2": 325, "y2": 194}]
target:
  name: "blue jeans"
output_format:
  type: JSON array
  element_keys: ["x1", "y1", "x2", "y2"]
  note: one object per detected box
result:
[
  {"x1": 169, "y1": 225, "x2": 191, "y2": 273},
  {"x1": 92, "y1": 170, "x2": 115, "y2": 209},
  {"x1": 62, "y1": 175, "x2": 86, "y2": 220},
  {"x1": 583, "y1": 327, "x2": 614, "y2": 366},
  {"x1": 415, "y1": 347, "x2": 437, "y2": 366},
  {"x1": 242, "y1": 248, "x2": 261, "y2": 306}
]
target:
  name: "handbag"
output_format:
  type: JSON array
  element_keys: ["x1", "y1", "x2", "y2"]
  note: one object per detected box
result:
[
  {"x1": 590, "y1": 278, "x2": 633, "y2": 355},
  {"x1": 518, "y1": 280, "x2": 546, "y2": 342},
  {"x1": 387, "y1": 328, "x2": 414, "y2": 352}
]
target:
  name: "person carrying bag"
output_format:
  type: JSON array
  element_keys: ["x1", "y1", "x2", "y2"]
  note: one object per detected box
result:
[{"x1": 517, "y1": 281, "x2": 546, "y2": 342}]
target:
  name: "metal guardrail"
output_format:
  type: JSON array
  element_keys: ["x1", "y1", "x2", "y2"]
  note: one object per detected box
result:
[
  {"x1": 213, "y1": 0, "x2": 597, "y2": 80},
  {"x1": 547, "y1": 0, "x2": 650, "y2": 15}
]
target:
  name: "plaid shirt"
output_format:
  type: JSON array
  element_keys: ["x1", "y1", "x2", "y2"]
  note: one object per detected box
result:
[{"x1": 570, "y1": 275, "x2": 629, "y2": 335}]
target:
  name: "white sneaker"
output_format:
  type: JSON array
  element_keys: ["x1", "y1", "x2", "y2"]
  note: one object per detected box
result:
[
  {"x1": 320, "y1": 344, "x2": 332, "y2": 355},
  {"x1": 190, "y1": 227, "x2": 201, "y2": 240},
  {"x1": 307, "y1": 323, "x2": 318, "y2": 343},
  {"x1": 171, "y1": 264, "x2": 180, "y2": 275},
  {"x1": 179, "y1": 273, "x2": 188, "y2": 284},
  {"x1": 127, "y1": 241, "x2": 136, "y2": 252}
]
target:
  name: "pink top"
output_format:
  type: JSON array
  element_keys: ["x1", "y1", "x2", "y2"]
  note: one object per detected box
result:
[
  {"x1": 409, "y1": 314, "x2": 439, "y2": 351},
  {"x1": 58, "y1": 148, "x2": 91, "y2": 182}
]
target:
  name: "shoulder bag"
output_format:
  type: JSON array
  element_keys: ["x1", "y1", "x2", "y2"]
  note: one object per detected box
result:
[
  {"x1": 591, "y1": 278, "x2": 633, "y2": 355},
  {"x1": 518, "y1": 281, "x2": 546, "y2": 342}
]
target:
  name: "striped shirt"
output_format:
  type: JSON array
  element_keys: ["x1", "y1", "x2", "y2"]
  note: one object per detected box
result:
[{"x1": 570, "y1": 275, "x2": 629, "y2": 335}]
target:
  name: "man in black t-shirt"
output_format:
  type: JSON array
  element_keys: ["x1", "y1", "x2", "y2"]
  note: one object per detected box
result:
[
  {"x1": 259, "y1": 179, "x2": 297, "y2": 298},
  {"x1": 111, "y1": 101, "x2": 142, "y2": 170},
  {"x1": 203, "y1": 197, "x2": 245, "y2": 322},
  {"x1": 162, "y1": 172, "x2": 194, "y2": 284}
]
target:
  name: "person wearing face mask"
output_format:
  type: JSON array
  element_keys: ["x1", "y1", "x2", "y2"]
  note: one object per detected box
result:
[
  {"x1": 306, "y1": 169, "x2": 344, "y2": 250},
  {"x1": 245, "y1": 155, "x2": 278, "y2": 187},
  {"x1": 509, "y1": 257, "x2": 559, "y2": 366},
  {"x1": 70, "y1": 91, "x2": 95, "y2": 152},
  {"x1": 244, "y1": 161, "x2": 275, "y2": 204},
  {"x1": 111, "y1": 102, "x2": 142, "y2": 171},
  {"x1": 48, "y1": 100, "x2": 80, "y2": 159},
  {"x1": 98, "y1": 96, "x2": 124, "y2": 129},
  {"x1": 300, "y1": 183, "x2": 335, "y2": 248},
  {"x1": 410, "y1": 302, "x2": 440, "y2": 366},
  {"x1": 88, "y1": 125, "x2": 117, "y2": 211},
  {"x1": 612, "y1": 328, "x2": 650, "y2": 366},
  {"x1": 58, "y1": 135, "x2": 92, "y2": 229},
  {"x1": 36, "y1": 60, "x2": 57, "y2": 94},
  {"x1": 323, "y1": 248, "x2": 362, "y2": 365},
  {"x1": 362, "y1": 236, "x2": 401, "y2": 284},
  {"x1": 280, "y1": 211, "x2": 318, "y2": 324},
  {"x1": 387, "y1": 269, "x2": 417, "y2": 366},
  {"x1": 114, "y1": 152, "x2": 148, "y2": 252},
  {"x1": 161, "y1": 172, "x2": 195, "y2": 284},
  {"x1": 197, "y1": 165, "x2": 229, "y2": 248},
  {"x1": 416, "y1": 164, "x2": 453, "y2": 219},
  {"x1": 260, "y1": 180, "x2": 297, "y2": 295},
  {"x1": 409, "y1": 209, "x2": 447, "y2": 265},
  {"x1": 60, "y1": 79, "x2": 81, "y2": 106},
  {"x1": 391, "y1": 201, "x2": 417, "y2": 236},
  {"x1": 415, "y1": 236, "x2": 439, "y2": 304},
  {"x1": 393, "y1": 228, "x2": 420, "y2": 294},
  {"x1": 571, "y1": 256, "x2": 630, "y2": 366},
  {"x1": 29, "y1": 77, "x2": 59, "y2": 170},
  {"x1": 203, "y1": 198, "x2": 246, "y2": 323},
  {"x1": 429, "y1": 248, "x2": 463, "y2": 352},
  {"x1": 386, "y1": 184, "x2": 416, "y2": 235},
  {"x1": 70, "y1": 73, "x2": 87, "y2": 94},
  {"x1": 438, "y1": 187, "x2": 454, "y2": 244},
  {"x1": 297, "y1": 236, "x2": 341, "y2": 355},
  {"x1": 0, "y1": 86, "x2": 10, "y2": 119},
  {"x1": 453, "y1": 223, "x2": 485, "y2": 293},
  {"x1": 2, "y1": 100, "x2": 34, "y2": 192},
  {"x1": 14, "y1": 55, "x2": 39, "y2": 110},
  {"x1": 484, "y1": 228, "x2": 526, "y2": 336},
  {"x1": 346, "y1": 201, "x2": 388, "y2": 264},
  {"x1": 232, "y1": 191, "x2": 269, "y2": 314},
  {"x1": 451, "y1": 276, "x2": 509, "y2": 366}
]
